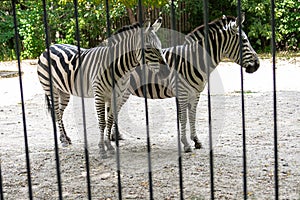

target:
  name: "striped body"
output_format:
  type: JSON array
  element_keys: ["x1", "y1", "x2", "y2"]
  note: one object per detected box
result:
[
  {"x1": 107, "y1": 15, "x2": 260, "y2": 152},
  {"x1": 37, "y1": 19, "x2": 167, "y2": 158},
  {"x1": 38, "y1": 44, "x2": 110, "y2": 98}
]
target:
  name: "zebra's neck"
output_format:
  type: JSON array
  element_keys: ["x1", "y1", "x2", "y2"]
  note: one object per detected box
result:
[
  {"x1": 184, "y1": 17, "x2": 239, "y2": 66},
  {"x1": 165, "y1": 42, "x2": 220, "y2": 76}
]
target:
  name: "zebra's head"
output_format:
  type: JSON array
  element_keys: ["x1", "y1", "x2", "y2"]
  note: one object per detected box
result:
[
  {"x1": 223, "y1": 14, "x2": 260, "y2": 73},
  {"x1": 140, "y1": 17, "x2": 170, "y2": 79}
]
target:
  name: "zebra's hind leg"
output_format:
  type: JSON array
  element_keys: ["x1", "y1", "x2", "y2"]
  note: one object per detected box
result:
[
  {"x1": 46, "y1": 90, "x2": 71, "y2": 147},
  {"x1": 188, "y1": 97, "x2": 202, "y2": 150}
]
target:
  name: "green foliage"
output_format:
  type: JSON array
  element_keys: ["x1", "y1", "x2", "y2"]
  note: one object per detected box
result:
[
  {"x1": 52, "y1": 1, "x2": 109, "y2": 47},
  {"x1": 0, "y1": 0, "x2": 299, "y2": 61},
  {"x1": 276, "y1": 0, "x2": 300, "y2": 50},
  {"x1": 16, "y1": 2, "x2": 45, "y2": 59},
  {"x1": 0, "y1": 6, "x2": 15, "y2": 60},
  {"x1": 112, "y1": 0, "x2": 168, "y2": 9},
  {"x1": 183, "y1": 0, "x2": 236, "y2": 28},
  {"x1": 239, "y1": 0, "x2": 273, "y2": 52}
]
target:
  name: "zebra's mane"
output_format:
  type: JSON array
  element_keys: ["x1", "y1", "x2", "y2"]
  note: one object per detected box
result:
[
  {"x1": 103, "y1": 23, "x2": 141, "y2": 46},
  {"x1": 184, "y1": 16, "x2": 236, "y2": 44},
  {"x1": 113, "y1": 23, "x2": 141, "y2": 35}
]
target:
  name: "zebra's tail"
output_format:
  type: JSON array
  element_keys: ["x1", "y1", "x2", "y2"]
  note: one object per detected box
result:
[{"x1": 45, "y1": 94, "x2": 53, "y2": 114}]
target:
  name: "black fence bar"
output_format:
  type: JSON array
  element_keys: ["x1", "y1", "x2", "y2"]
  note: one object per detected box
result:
[
  {"x1": 202, "y1": 0, "x2": 215, "y2": 199},
  {"x1": 104, "y1": 0, "x2": 123, "y2": 199},
  {"x1": 1, "y1": 0, "x2": 283, "y2": 199},
  {"x1": 171, "y1": 0, "x2": 184, "y2": 199},
  {"x1": 138, "y1": 0, "x2": 154, "y2": 199},
  {"x1": 0, "y1": 161, "x2": 3, "y2": 200},
  {"x1": 271, "y1": 0, "x2": 279, "y2": 198},
  {"x1": 236, "y1": 0, "x2": 248, "y2": 199},
  {"x1": 11, "y1": 0, "x2": 33, "y2": 199},
  {"x1": 72, "y1": 0, "x2": 92, "y2": 199},
  {"x1": 41, "y1": 1, "x2": 63, "y2": 199}
]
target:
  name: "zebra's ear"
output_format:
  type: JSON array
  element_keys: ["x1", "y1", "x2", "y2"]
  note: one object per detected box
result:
[
  {"x1": 151, "y1": 17, "x2": 162, "y2": 32},
  {"x1": 143, "y1": 20, "x2": 151, "y2": 33},
  {"x1": 235, "y1": 12, "x2": 245, "y2": 27}
]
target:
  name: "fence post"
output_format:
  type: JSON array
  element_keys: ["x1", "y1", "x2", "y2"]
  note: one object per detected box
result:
[
  {"x1": 11, "y1": 0, "x2": 33, "y2": 199},
  {"x1": 271, "y1": 0, "x2": 279, "y2": 198},
  {"x1": 41, "y1": 1, "x2": 63, "y2": 199}
]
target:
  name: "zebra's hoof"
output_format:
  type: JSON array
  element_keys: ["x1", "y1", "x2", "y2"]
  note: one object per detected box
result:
[
  {"x1": 60, "y1": 136, "x2": 72, "y2": 147},
  {"x1": 195, "y1": 142, "x2": 202, "y2": 149},
  {"x1": 105, "y1": 141, "x2": 115, "y2": 155},
  {"x1": 110, "y1": 133, "x2": 125, "y2": 141},
  {"x1": 61, "y1": 140, "x2": 72, "y2": 147},
  {"x1": 108, "y1": 148, "x2": 115, "y2": 155},
  {"x1": 100, "y1": 151, "x2": 108, "y2": 159},
  {"x1": 184, "y1": 146, "x2": 193, "y2": 153},
  {"x1": 66, "y1": 136, "x2": 72, "y2": 144}
]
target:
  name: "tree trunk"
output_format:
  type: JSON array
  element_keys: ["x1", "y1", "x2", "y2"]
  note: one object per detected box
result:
[{"x1": 126, "y1": 7, "x2": 136, "y2": 24}]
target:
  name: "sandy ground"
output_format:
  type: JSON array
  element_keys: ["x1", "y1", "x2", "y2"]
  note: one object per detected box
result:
[{"x1": 0, "y1": 58, "x2": 299, "y2": 199}]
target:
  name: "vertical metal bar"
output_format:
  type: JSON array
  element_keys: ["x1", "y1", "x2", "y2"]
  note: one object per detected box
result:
[
  {"x1": 105, "y1": 1, "x2": 122, "y2": 199},
  {"x1": 236, "y1": 1, "x2": 247, "y2": 199},
  {"x1": 41, "y1": 1, "x2": 63, "y2": 199},
  {"x1": 72, "y1": 1, "x2": 92, "y2": 199},
  {"x1": 270, "y1": 0, "x2": 279, "y2": 198},
  {"x1": 0, "y1": 160, "x2": 4, "y2": 200},
  {"x1": 203, "y1": 0, "x2": 214, "y2": 199},
  {"x1": 11, "y1": 0, "x2": 33, "y2": 199},
  {"x1": 171, "y1": 1, "x2": 184, "y2": 199},
  {"x1": 138, "y1": 1, "x2": 154, "y2": 199}
]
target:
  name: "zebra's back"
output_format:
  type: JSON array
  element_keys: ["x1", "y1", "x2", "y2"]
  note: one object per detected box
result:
[{"x1": 37, "y1": 44, "x2": 98, "y2": 97}]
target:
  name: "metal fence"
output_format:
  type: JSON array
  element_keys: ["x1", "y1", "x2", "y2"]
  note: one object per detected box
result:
[
  {"x1": 112, "y1": 2, "x2": 192, "y2": 34},
  {"x1": 0, "y1": 0, "x2": 281, "y2": 199}
]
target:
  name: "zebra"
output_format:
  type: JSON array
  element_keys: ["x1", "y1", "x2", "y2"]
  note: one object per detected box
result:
[
  {"x1": 106, "y1": 14, "x2": 260, "y2": 152},
  {"x1": 37, "y1": 17, "x2": 169, "y2": 158}
]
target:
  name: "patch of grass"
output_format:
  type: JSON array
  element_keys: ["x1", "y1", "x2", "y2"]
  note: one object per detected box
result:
[
  {"x1": 188, "y1": 196, "x2": 206, "y2": 200},
  {"x1": 233, "y1": 90, "x2": 257, "y2": 94},
  {"x1": 259, "y1": 51, "x2": 300, "y2": 59},
  {"x1": 221, "y1": 51, "x2": 300, "y2": 62}
]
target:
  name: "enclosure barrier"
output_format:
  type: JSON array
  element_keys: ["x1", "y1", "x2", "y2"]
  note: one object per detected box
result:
[{"x1": 0, "y1": 0, "x2": 279, "y2": 199}]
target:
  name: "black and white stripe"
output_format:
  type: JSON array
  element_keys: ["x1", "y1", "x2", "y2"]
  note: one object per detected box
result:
[
  {"x1": 37, "y1": 18, "x2": 168, "y2": 157},
  {"x1": 107, "y1": 15, "x2": 260, "y2": 152}
]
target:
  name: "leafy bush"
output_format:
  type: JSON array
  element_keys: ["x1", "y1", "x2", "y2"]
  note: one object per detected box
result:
[
  {"x1": 0, "y1": 10, "x2": 15, "y2": 60},
  {"x1": 17, "y1": 2, "x2": 45, "y2": 59},
  {"x1": 276, "y1": 0, "x2": 300, "y2": 50},
  {"x1": 0, "y1": 0, "x2": 299, "y2": 61}
]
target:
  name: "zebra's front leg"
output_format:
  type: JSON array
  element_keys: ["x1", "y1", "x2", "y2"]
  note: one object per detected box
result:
[
  {"x1": 178, "y1": 101, "x2": 192, "y2": 153},
  {"x1": 106, "y1": 104, "x2": 123, "y2": 142},
  {"x1": 188, "y1": 99, "x2": 202, "y2": 149},
  {"x1": 58, "y1": 92, "x2": 72, "y2": 146},
  {"x1": 107, "y1": 91, "x2": 130, "y2": 141},
  {"x1": 105, "y1": 108, "x2": 116, "y2": 155},
  {"x1": 94, "y1": 97, "x2": 109, "y2": 159}
]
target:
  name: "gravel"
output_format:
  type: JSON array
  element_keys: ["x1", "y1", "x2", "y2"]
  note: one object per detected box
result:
[{"x1": 0, "y1": 58, "x2": 299, "y2": 199}]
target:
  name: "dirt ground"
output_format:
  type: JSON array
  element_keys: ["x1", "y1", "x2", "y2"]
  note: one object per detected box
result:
[{"x1": 0, "y1": 58, "x2": 299, "y2": 199}]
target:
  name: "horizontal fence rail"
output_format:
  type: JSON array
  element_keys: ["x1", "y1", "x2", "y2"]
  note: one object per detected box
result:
[{"x1": 0, "y1": 0, "x2": 282, "y2": 199}]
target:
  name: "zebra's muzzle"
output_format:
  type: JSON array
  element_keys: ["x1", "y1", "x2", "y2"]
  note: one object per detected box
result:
[{"x1": 246, "y1": 58, "x2": 260, "y2": 73}]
